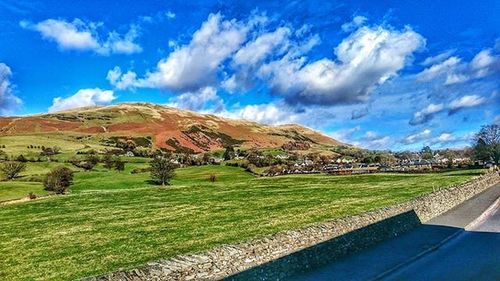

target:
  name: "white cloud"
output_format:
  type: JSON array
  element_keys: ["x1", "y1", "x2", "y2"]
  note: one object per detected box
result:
[
  {"x1": 233, "y1": 27, "x2": 290, "y2": 66},
  {"x1": 167, "y1": 87, "x2": 224, "y2": 113},
  {"x1": 430, "y1": 131, "x2": 475, "y2": 147},
  {"x1": 261, "y1": 25, "x2": 425, "y2": 105},
  {"x1": 421, "y1": 49, "x2": 455, "y2": 66},
  {"x1": 448, "y1": 94, "x2": 486, "y2": 111},
  {"x1": 341, "y1": 16, "x2": 368, "y2": 32},
  {"x1": 470, "y1": 49, "x2": 500, "y2": 78},
  {"x1": 416, "y1": 56, "x2": 461, "y2": 82},
  {"x1": 416, "y1": 48, "x2": 500, "y2": 85},
  {"x1": 109, "y1": 13, "x2": 255, "y2": 91},
  {"x1": 330, "y1": 126, "x2": 361, "y2": 143},
  {"x1": 409, "y1": 103, "x2": 445, "y2": 125},
  {"x1": 437, "y1": 133, "x2": 454, "y2": 142},
  {"x1": 410, "y1": 94, "x2": 487, "y2": 125},
  {"x1": 0, "y1": 63, "x2": 22, "y2": 115},
  {"x1": 166, "y1": 11, "x2": 176, "y2": 19},
  {"x1": 224, "y1": 27, "x2": 293, "y2": 92},
  {"x1": 49, "y1": 88, "x2": 116, "y2": 112},
  {"x1": 224, "y1": 102, "x2": 299, "y2": 125},
  {"x1": 370, "y1": 136, "x2": 391, "y2": 148},
  {"x1": 22, "y1": 19, "x2": 142, "y2": 55},
  {"x1": 106, "y1": 67, "x2": 138, "y2": 90},
  {"x1": 402, "y1": 129, "x2": 432, "y2": 144},
  {"x1": 352, "y1": 130, "x2": 392, "y2": 149},
  {"x1": 107, "y1": 14, "x2": 423, "y2": 108}
]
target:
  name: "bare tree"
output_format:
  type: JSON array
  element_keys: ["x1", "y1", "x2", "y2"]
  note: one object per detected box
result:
[
  {"x1": 473, "y1": 124, "x2": 500, "y2": 164},
  {"x1": 0, "y1": 161, "x2": 27, "y2": 180}
]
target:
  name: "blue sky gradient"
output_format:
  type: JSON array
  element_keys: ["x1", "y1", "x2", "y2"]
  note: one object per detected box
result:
[{"x1": 0, "y1": 0, "x2": 498, "y2": 150}]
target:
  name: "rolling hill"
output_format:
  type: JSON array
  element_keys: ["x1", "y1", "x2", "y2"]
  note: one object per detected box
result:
[{"x1": 0, "y1": 103, "x2": 341, "y2": 153}]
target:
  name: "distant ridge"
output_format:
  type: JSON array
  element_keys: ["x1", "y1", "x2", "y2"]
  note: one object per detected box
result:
[{"x1": 0, "y1": 103, "x2": 343, "y2": 153}]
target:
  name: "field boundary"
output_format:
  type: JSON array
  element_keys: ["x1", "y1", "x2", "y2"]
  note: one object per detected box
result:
[{"x1": 90, "y1": 170, "x2": 500, "y2": 281}]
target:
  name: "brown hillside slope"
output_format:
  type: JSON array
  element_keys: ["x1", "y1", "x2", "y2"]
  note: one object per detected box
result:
[{"x1": 0, "y1": 103, "x2": 342, "y2": 153}]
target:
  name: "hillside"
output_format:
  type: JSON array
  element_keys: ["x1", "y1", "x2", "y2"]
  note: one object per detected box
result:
[{"x1": 0, "y1": 103, "x2": 342, "y2": 153}]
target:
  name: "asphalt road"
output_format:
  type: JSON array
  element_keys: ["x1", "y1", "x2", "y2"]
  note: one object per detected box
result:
[
  {"x1": 289, "y1": 184, "x2": 500, "y2": 281},
  {"x1": 384, "y1": 194, "x2": 500, "y2": 281}
]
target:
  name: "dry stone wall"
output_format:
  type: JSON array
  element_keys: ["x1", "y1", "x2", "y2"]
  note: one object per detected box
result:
[{"x1": 90, "y1": 171, "x2": 500, "y2": 281}]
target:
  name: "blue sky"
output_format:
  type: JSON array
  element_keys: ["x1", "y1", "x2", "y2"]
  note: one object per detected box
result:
[{"x1": 0, "y1": 0, "x2": 499, "y2": 151}]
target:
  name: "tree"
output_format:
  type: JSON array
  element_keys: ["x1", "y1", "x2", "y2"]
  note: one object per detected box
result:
[
  {"x1": 102, "y1": 154, "x2": 115, "y2": 169},
  {"x1": 473, "y1": 124, "x2": 500, "y2": 164},
  {"x1": 0, "y1": 161, "x2": 26, "y2": 180},
  {"x1": 223, "y1": 146, "x2": 235, "y2": 161},
  {"x1": 43, "y1": 166, "x2": 74, "y2": 194},
  {"x1": 421, "y1": 146, "x2": 433, "y2": 160},
  {"x1": 150, "y1": 156, "x2": 176, "y2": 185},
  {"x1": 16, "y1": 154, "x2": 28, "y2": 162},
  {"x1": 114, "y1": 159, "x2": 125, "y2": 171}
]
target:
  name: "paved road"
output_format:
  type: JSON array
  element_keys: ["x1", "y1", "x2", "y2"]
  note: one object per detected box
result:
[
  {"x1": 384, "y1": 194, "x2": 500, "y2": 281},
  {"x1": 289, "y1": 184, "x2": 500, "y2": 281}
]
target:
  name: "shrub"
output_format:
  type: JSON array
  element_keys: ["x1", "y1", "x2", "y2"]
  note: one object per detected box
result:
[
  {"x1": 114, "y1": 159, "x2": 125, "y2": 172},
  {"x1": 131, "y1": 167, "x2": 151, "y2": 174},
  {"x1": 0, "y1": 161, "x2": 26, "y2": 180},
  {"x1": 43, "y1": 166, "x2": 74, "y2": 194},
  {"x1": 150, "y1": 156, "x2": 176, "y2": 186},
  {"x1": 28, "y1": 192, "x2": 37, "y2": 200},
  {"x1": 16, "y1": 154, "x2": 28, "y2": 162},
  {"x1": 209, "y1": 174, "x2": 217, "y2": 182},
  {"x1": 102, "y1": 154, "x2": 115, "y2": 169}
]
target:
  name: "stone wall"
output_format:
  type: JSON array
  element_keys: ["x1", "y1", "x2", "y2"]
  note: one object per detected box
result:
[{"x1": 91, "y1": 171, "x2": 500, "y2": 281}]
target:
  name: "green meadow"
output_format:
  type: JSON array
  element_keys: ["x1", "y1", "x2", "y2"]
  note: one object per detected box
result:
[{"x1": 0, "y1": 163, "x2": 485, "y2": 280}]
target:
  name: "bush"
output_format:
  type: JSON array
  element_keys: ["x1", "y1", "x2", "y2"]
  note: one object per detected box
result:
[
  {"x1": 0, "y1": 161, "x2": 26, "y2": 180},
  {"x1": 102, "y1": 154, "x2": 115, "y2": 169},
  {"x1": 114, "y1": 159, "x2": 125, "y2": 171},
  {"x1": 16, "y1": 155, "x2": 28, "y2": 162},
  {"x1": 208, "y1": 174, "x2": 216, "y2": 182},
  {"x1": 43, "y1": 166, "x2": 74, "y2": 194},
  {"x1": 28, "y1": 192, "x2": 37, "y2": 200},
  {"x1": 131, "y1": 167, "x2": 151, "y2": 174},
  {"x1": 150, "y1": 156, "x2": 176, "y2": 185}
]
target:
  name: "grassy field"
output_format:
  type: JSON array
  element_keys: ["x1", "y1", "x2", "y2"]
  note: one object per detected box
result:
[{"x1": 0, "y1": 165, "x2": 485, "y2": 280}]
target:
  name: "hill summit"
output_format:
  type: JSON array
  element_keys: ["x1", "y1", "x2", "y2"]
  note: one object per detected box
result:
[{"x1": 0, "y1": 103, "x2": 341, "y2": 153}]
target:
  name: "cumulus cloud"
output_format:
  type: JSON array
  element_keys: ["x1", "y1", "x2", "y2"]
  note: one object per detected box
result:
[
  {"x1": 416, "y1": 56, "x2": 461, "y2": 82},
  {"x1": 430, "y1": 131, "x2": 475, "y2": 147},
  {"x1": 409, "y1": 103, "x2": 445, "y2": 125},
  {"x1": 223, "y1": 102, "x2": 299, "y2": 125},
  {"x1": 108, "y1": 14, "x2": 424, "y2": 108},
  {"x1": 261, "y1": 25, "x2": 425, "y2": 105},
  {"x1": 224, "y1": 27, "x2": 294, "y2": 92},
  {"x1": 330, "y1": 126, "x2": 361, "y2": 143},
  {"x1": 402, "y1": 129, "x2": 432, "y2": 144},
  {"x1": 417, "y1": 48, "x2": 500, "y2": 85},
  {"x1": 108, "y1": 13, "x2": 257, "y2": 92},
  {"x1": 409, "y1": 94, "x2": 487, "y2": 125},
  {"x1": 21, "y1": 19, "x2": 142, "y2": 55},
  {"x1": 0, "y1": 63, "x2": 22, "y2": 115},
  {"x1": 358, "y1": 131, "x2": 392, "y2": 149},
  {"x1": 49, "y1": 88, "x2": 116, "y2": 112},
  {"x1": 448, "y1": 94, "x2": 486, "y2": 113},
  {"x1": 167, "y1": 87, "x2": 224, "y2": 113}
]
